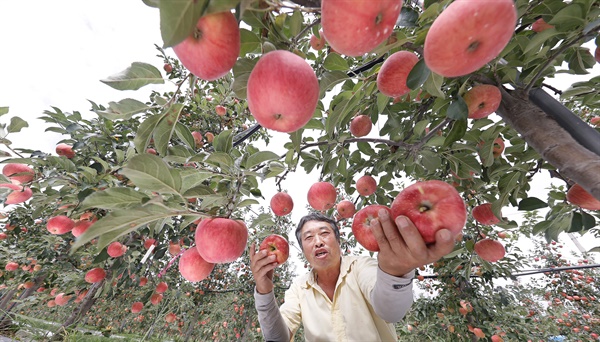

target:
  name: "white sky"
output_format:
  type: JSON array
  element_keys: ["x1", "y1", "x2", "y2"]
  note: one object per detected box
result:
[{"x1": 0, "y1": 1, "x2": 598, "y2": 273}]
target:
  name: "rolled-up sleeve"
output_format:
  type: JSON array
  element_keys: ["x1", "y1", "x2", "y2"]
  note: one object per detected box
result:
[{"x1": 254, "y1": 289, "x2": 291, "y2": 342}]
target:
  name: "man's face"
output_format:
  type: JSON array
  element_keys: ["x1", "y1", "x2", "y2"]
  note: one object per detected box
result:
[{"x1": 300, "y1": 220, "x2": 341, "y2": 273}]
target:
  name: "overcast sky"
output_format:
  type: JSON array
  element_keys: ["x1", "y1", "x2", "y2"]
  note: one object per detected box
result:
[{"x1": 0, "y1": 1, "x2": 598, "y2": 265}]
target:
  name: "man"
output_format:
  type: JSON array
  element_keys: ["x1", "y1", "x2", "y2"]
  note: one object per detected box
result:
[{"x1": 250, "y1": 209, "x2": 456, "y2": 341}]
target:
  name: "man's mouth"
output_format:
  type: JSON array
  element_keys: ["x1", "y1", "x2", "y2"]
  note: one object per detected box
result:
[{"x1": 315, "y1": 250, "x2": 327, "y2": 258}]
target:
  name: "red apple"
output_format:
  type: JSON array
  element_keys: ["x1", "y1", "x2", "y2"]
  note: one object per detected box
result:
[
  {"x1": 47, "y1": 300, "x2": 56, "y2": 308},
  {"x1": 472, "y1": 203, "x2": 501, "y2": 225},
  {"x1": 139, "y1": 277, "x2": 148, "y2": 286},
  {"x1": 532, "y1": 18, "x2": 554, "y2": 32},
  {"x1": 163, "y1": 63, "x2": 173, "y2": 73},
  {"x1": 497, "y1": 231, "x2": 508, "y2": 239},
  {"x1": 56, "y1": 143, "x2": 75, "y2": 158},
  {"x1": 144, "y1": 238, "x2": 157, "y2": 250},
  {"x1": 205, "y1": 132, "x2": 215, "y2": 143},
  {"x1": 424, "y1": 0, "x2": 517, "y2": 77},
  {"x1": 2, "y1": 163, "x2": 34, "y2": 184},
  {"x1": 352, "y1": 205, "x2": 392, "y2": 252},
  {"x1": 270, "y1": 192, "x2": 294, "y2": 216},
  {"x1": 55, "y1": 293, "x2": 71, "y2": 306},
  {"x1": 46, "y1": 215, "x2": 75, "y2": 235},
  {"x1": 474, "y1": 238, "x2": 506, "y2": 262},
  {"x1": 172, "y1": 11, "x2": 240, "y2": 81},
  {"x1": 178, "y1": 247, "x2": 215, "y2": 282},
  {"x1": 0, "y1": 232, "x2": 6, "y2": 240},
  {"x1": 591, "y1": 116, "x2": 600, "y2": 126},
  {"x1": 349, "y1": 115, "x2": 372, "y2": 137},
  {"x1": 463, "y1": 84, "x2": 502, "y2": 119},
  {"x1": 566, "y1": 183, "x2": 600, "y2": 210},
  {"x1": 191, "y1": 131, "x2": 203, "y2": 148},
  {"x1": 321, "y1": 0, "x2": 403, "y2": 56},
  {"x1": 307, "y1": 181, "x2": 337, "y2": 211},
  {"x1": 259, "y1": 234, "x2": 290, "y2": 265},
  {"x1": 247, "y1": 50, "x2": 319, "y2": 133},
  {"x1": 71, "y1": 219, "x2": 93, "y2": 237},
  {"x1": 0, "y1": 183, "x2": 33, "y2": 205},
  {"x1": 356, "y1": 175, "x2": 377, "y2": 197},
  {"x1": 165, "y1": 313, "x2": 177, "y2": 323},
  {"x1": 168, "y1": 241, "x2": 181, "y2": 256},
  {"x1": 195, "y1": 217, "x2": 248, "y2": 263},
  {"x1": 146, "y1": 148, "x2": 157, "y2": 155},
  {"x1": 107, "y1": 241, "x2": 128, "y2": 258},
  {"x1": 309, "y1": 31, "x2": 326, "y2": 50},
  {"x1": 215, "y1": 105, "x2": 227, "y2": 116},
  {"x1": 131, "y1": 301, "x2": 143, "y2": 313},
  {"x1": 150, "y1": 293, "x2": 163, "y2": 305},
  {"x1": 376, "y1": 51, "x2": 419, "y2": 97},
  {"x1": 336, "y1": 200, "x2": 356, "y2": 219},
  {"x1": 5, "y1": 262, "x2": 18, "y2": 271},
  {"x1": 390, "y1": 180, "x2": 466, "y2": 244},
  {"x1": 156, "y1": 281, "x2": 168, "y2": 294},
  {"x1": 84, "y1": 267, "x2": 106, "y2": 283},
  {"x1": 492, "y1": 137, "x2": 505, "y2": 158}
]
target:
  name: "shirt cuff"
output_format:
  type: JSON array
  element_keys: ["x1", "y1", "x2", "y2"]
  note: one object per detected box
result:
[
  {"x1": 254, "y1": 287, "x2": 276, "y2": 307},
  {"x1": 377, "y1": 267, "x2": 415, "y2": 289}
]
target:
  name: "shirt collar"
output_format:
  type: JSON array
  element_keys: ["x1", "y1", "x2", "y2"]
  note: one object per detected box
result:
[{"x1": 301, "y1": 255, "x2": 358, "y2": 289}]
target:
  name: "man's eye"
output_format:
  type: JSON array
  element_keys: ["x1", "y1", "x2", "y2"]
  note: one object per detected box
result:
[{"x1": 305, "y1": 236, "x2": 313, "y2": 241}]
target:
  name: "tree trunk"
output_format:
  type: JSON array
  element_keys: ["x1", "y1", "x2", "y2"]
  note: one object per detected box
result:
[
  {"x1": 51, "y1": 278, "x2": 105, "y2": 340},
  {"x1": 496, "y1": 88, "x2": 600, "y2": 200},
  {"x1": 183, "y1": 308, "x2": 200, "y2": 342},
  {"x1": 0, "y1": 274, "x2": 45, "y2": 330}
]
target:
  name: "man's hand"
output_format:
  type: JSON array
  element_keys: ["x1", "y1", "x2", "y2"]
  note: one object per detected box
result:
[
  {"x1": 250, "y1": 242, "x2": 278, "y2": 294},
  {"x1": 370, "y1": 209, "x2": 456, "y2": 277}
]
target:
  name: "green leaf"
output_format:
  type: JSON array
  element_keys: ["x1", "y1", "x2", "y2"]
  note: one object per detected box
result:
[
  {"x1": 159, "y1": 0, "x2": 209, "y2": 48},
  {"x1": 134, "y1": 113, "x2": 163, "y2": 153},
  {"x1": 0, "y1": 107, "x2": 8, "y2": 116},
  {"x1": 174, "y1": 122, "x2": 196, "y2": 150},
  {"x1": 446, "y1": 97, "x2": 468, "y2": 120},
  {"x1": 142, "y1": 0, "x2": 159, "y2": 7},
  {"x1": 523, "y1": 28, "x2": 560, "y2": 55},
  {"x1": 569, "y1": 212, "x2": 583, "y2": 233},
  {"x1": 213, "y1": 130, "x2": 234, "y2": 153},
  {"x1": 95, "y1": 98, "x2": 150, "y2": 121},
  {"x1": 237, "y1": 198, "x2": 260, "y2": 208},
  {"x1": 101, "y1": 62, "x2": 165, "y2": 91},
  {"x1": 288, "y1": 10, "x2": 303, "y2": 37},
  {"x1": 581, "y1": 211, "x2": 596, "y2": 231},
  {"x1": 323, "y1": 53, "x2": 349, "y2": 71},
  {"x1": 120, "y1": 154, "x2": 182, "y2": 194},
  {"x1": 7, "y1": 117, "x2": 28, "y2": 133},
  {"x1": 153, "y1": 104, "x2": 184, "y2": 156},
  {"x1": 376, "y1": 93, "x2": 389, "y2": 114},
  {"x1": 518, "y1": 197, "x2": 548, "y2": 211},
  {"x1": 205, "y1": 152, "x2": 234, "y2": 170},
  {"x1": 179, "y1": 169, "x2": 215, "y2": 194},
  {"x1": 182, "y1": 184, "x2": 215, "y2": 198},
  {"x1": 246, "y1": 151, "x2": 280, "y2": 169},
  {"x1": 396, "y1": 7, "x2": 419, "y2": 27},
  {"x1": 548, "y1": 4, "x2": 585, "y2": 31},
  {"x1": 239, "y1": 28, "x2": 261, "y2": 56},
  {"x1": 72, "y1": 203, "x2": 186, "y2": 252},
  {"x1": 319, "y1": 71, "x2": 349, "y2": 98},
  {"x1": 407, "y1": 59, "x2": 430, "y2": 90},
  {"x1": 532, "y1": 220, "x2": 551, "y2": 235},
  {"x1": 206, "y1": 0, "x2": 239, "y2": 14},
  {"x1": 423, "y1": 72, "x2": 445, "y2": 99},
  {"x1": 81, "y1": 188, "x2": 150, "y2": 210},
  {"x1": 443, "y1": 120, "x2": 467, "y2": 148}
]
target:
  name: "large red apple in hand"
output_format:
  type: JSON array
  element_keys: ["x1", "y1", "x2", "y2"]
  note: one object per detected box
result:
[
  {"x1": 247, "y1": 50, "x2": 319, "y2": 133},
  {"x1": 377, "y1": 51, "x2": 419, "y2": 97},
  {"x1": 259, "y1": 234, "x2": 290, "y2": 265},
  {"x1": 195, "y1": 217, "x2": 248, "y2": 263},
  {"x1": 307, "y1": 181, "x2": 337, "y2": 211},
  {"x1": 424, "y1": 0, "x2": 517, "y2": 77},
  {"x1": 352, "y1": 205, "x2": 392, "y2": 252},
  {"x1": 321, "y1": 0, "x2": 403, "y2": 56},
  {"x1": 390, "y1": 180, "x2": 466, "y2": 244},
  {"x1": 173, "y1": 11, "x2": 240, "y2": 81}
]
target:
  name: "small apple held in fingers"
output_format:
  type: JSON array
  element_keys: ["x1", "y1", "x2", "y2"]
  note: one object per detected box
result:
[
  {"x1": 352, "y1": 205, "x2": 392, "y2": 252},
  {"x1": 321, "y1": 0, "x2": 403, "y2": 56},
  {"x1": 349, "y1": 115, "x2": 372, "y2": 137},
  {"x1": 472, "y1": 203, "x2": 501, "y2": 225},
  {"x1": 424, "y1": 0, "x2": 517, "y2": 77},
  {"x1": 391, "y1": 180, "x2": 466, "y2": 244},
  {"x1": 307, "y1": 181, "x2": 337, "y2": 211},
  {"x1": 376, "y1": 51, "x2": 419, "y2": 98},
  {"x1": 463, "y1": 85, "x2": 502, "y2": 119},
  {"x1": 172, "y1": 11, "x2": 240, "y2": 81},
  {"x1": 270, "y1": 192, "x2": 294, "y2": 216},
  {"x1": 247, "y1": 50, "x2": 319, "y2": 133},
  {"x1": 566, "y1": 183, "x2": 600, "y2": 210},
  {"x1": 474, "y1": 238, "x2": 506, "y2": 262},
  {"x1": 179, "y1": 247, "x2": 215, "y2": 282},
  {"x1": 356, "y1": 175, "x2": 377, "y2": 197},
  {"x1": 259, "y1": 234, "x2": 290, "y2": 265},
  {"x1": 56, "y1": 143, "x2": 75, "y2": 158},
  {"x1": 336, "y1": 200, "x2": 356, "y2": 219}
]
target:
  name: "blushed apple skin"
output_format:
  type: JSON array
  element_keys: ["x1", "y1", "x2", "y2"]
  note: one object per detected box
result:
[
  {"x1": 2, "y1": 163, "x2": 34, "y2": 184},
  {"x1": 173, "y1": 11, "x2": 240, "y2": 81},
  {"x1": 336, "y1": 200, "x2": 356, "y2": 219},
  {"x1": 352, "y1": 205, "x2": 392, "y2": 252},
  {"x1": 270, "y1": 192, "x2": 294, "y2": 216},
  {"x1": 195, "y1": 217, "x2": 248, "y2": 263},
  {"x1": 391, "y1": 180, "x2": 466, "y2": 244},
  {"x1": 463, "y1": 85, "x2": 502, "y2": 119},
  {"x1": 321, "y1": 0, "x2": 403, "y2": 57},
  {"x1": 349, "y1": 115, "x2": 372, "y2": 137},
  {"x1": 356, "y1": 175, "x2": 377, "y2": 197},
  {"x1": 376, "y1": 51, "x2": 419, "y2": 98},
  {"x1": 247, "y1": 50, "x2": 319, "y2": 133},
  {"x1": 179, "y1": 247, "x2": 215, "y2": 282},
  {"x1": 424, "y1": 0, "x2": 517, "y2": 77},
  {"x1": 259, "y1": 234, "x2": 290, "y2": 265},
  {"x1": 566, "y1": 183, "x2": 600, "y2": 211},
  {"x1": 307, "y1": 181, "x2": 337, "y2": 211},
  {"x1": 474, "y1": 238, "x2": 505, "y2": 262},
  {"x1": 472, "y1": 203, "x2": 501, "y2": 225}
]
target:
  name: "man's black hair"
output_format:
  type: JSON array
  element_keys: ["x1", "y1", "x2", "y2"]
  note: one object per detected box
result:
[{"x1": 295, "y1": 212, "x2": 340, "y2": 248}]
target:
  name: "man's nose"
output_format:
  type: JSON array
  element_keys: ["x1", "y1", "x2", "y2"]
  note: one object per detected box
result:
[{"x1": 314, "y1": 235, "x2": 324, "y2": 247}]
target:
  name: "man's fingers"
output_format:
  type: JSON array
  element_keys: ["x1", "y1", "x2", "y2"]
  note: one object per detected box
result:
[
  {"x1": 427, "y1": 229, "x2": 456, "y2": 260},
  {"x1": 370, "y1": 213, "x2": 390, "y2": 251},
  {"x1": 250, "y1": 242, "x2": 256, "y2": 256},
  {"x1": 395, "y1": 216, "x2": 428, "y2": 258}
]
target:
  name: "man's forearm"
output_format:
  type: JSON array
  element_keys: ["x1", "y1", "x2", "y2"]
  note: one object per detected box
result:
[
  {"x1": 371, "y1": 267, "x2": 415, "y2": 322},
  {"x1": 254, "y1": 288, "x2": 291, "y2": 342}
]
